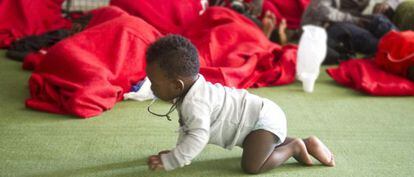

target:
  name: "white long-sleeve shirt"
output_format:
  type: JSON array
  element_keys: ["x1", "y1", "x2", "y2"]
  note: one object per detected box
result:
[{"x1": 160, "y1": 75, "x2": 263, "y2": 171}]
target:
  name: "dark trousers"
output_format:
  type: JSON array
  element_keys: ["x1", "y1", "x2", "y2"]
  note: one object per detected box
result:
[{"x1": 324, "y1": 15, "x2": 398, "y2": 64}]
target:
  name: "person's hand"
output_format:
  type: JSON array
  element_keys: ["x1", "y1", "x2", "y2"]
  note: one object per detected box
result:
[
  {"x1": 278, "y1": 19, "x2": 288, "y2": 45},
  {"x1": 147, "y1": 154, "x2": 165, "y2": 171},
  {"x1": 278, "y1": 19, "x2": 287, "y2": 34},
  {"x1": 262, "y1": 11, "x2": 276, "y2": 38},
  {"x1": 373, "y1": 2, "x2": 391, "y2": 14}
]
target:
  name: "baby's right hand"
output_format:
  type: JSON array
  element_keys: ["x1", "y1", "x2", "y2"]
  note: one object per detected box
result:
[{"x1": 147, "y1": 154, "x2": 165, "y2": 171}]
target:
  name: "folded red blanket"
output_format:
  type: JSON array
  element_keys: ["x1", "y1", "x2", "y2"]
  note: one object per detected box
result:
[
  {"x1": 0, "y1": 0, "x2": 71, "y2": 48},
  {"x1": 26, "y1": 7, "x2": 162, "y2": 118},
  {"x1": 110, "y1": 0, "x2": 204, "y2": 34},
  {"x1": 263, "y1": 0, "x2": 310, "y2": 29},
  {"x1": 184, "y1": 7, "x2": 297, "y2": 88}
]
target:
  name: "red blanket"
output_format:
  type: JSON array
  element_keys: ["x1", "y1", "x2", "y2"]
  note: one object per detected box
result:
[
  {"x1": 375, "y1": 31, "x2": 414, "y2": 77},
  {"x1": 26, "y1": 6, "x2": 297, "y2": 118},
  {"x1": 184, "y1": 7, "x2": 297, "y2": 88},
  {"x1": 327, "y1": 31, "x2": 414, "y2": 96},
  {"x1": 22, "y1": 6, "x2": 130, "y2": 71},
  {"x1": 326, "y1": 59, "x2": 414, "y2": 96},
  {"x1": 0, "y1": 0, "x2": 71, "y2": 48},
  {"x1": 263, "y1": 0, "x2": 310, "y2": 29},
  {"x1": 110, "y1": 0, "x2": 204, "y2": 34},
  {"x1": 26, "y1": 7, "x2": 162, "y2": 118}
]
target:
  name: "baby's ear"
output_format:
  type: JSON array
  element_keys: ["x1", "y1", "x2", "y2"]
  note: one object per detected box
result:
[{"x1": 174, "y1": 79, "x2": 185, "y2": 92}]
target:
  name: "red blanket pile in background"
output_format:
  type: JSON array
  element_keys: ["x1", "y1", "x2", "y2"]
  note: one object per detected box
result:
[
  {"x1": 26, "y1": 7, "x2": 162, "y2": 118},
  {"x1": 184, "y1": 7, "x2": 297, "y2": 88},
  {"x1": 25, "y1": 6, "x2": 298, "y2": 118},
  {"x1": 0, "y1": 0, "x2": 71, "y2": 48},
  {"x1": 262, "y1": 0, "x2": 310, "y2": 29},
  {"x1": 109, "y1": 1, "x2": 298, "y2": 88},
  {"x1": 327, "y1": 31, "x2": 414, "y2": 96}
]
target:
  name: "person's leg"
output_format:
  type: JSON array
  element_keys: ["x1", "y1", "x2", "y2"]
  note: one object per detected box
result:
[
  {"x1": 242, "y1": 130, "x2": 336, "y2": 174},
  {"x1": 324, "y1": 46, "x2": 341, "y2": 65},
  {"x1": 241, "y1": 130, "x2": 313, "y2": 174},
  {"x1": 276, "y1": 136, "x2": 335, "y2": 166},
  {"x1": 326, "y1": 23, "x2": 355, "y2": 64},
  {"x1": 328, "y1": 22, "x2": 378, "y2": 56},
  {"x1": 303, "y1": 136, "x2": 335, "y2": 167},
  {"x1": 346, "y1": 23, "x2": 379, "y2": 55},
  {"x1": 367, "y1": 14, "x2": 398, "y2": 38}
]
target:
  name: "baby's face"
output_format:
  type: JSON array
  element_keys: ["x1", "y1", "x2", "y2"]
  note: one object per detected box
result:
[{"x1": 146, "y1": 63, "x2": 181, "y2": 102}]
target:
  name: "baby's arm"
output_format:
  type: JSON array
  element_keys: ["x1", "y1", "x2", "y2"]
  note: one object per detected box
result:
[
  {"x1": 160, "y1": 119, "x2": 210, "y2": 170},
  {"x1": 148, "y1": 104, "x2": 211, "y2": 171}
]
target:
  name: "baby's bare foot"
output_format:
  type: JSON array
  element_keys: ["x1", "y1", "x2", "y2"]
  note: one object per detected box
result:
[
  {"x1": 304, "y1": 136, "x2": 335, "y2": 167},
  {"x1": 291, "y1": 138, "x2": 313, "y2": 166}
]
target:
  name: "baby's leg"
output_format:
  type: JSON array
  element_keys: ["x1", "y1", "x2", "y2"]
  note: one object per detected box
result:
[{"x1": 241, "y1": 130, "x2": 312, "y2": 174}]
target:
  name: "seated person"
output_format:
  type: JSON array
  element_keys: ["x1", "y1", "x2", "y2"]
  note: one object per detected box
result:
[{"x1": 301, "y1": 0, "x2": 397, "y2": 64}]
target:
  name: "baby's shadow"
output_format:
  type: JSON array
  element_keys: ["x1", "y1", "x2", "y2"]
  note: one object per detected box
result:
[
  {"x1": 118, "y1": 157, "x2": 318, "y2": 177},
  {"x1": 29, "y1": 157, "x2": 325, "y2": 177},
  {"x1": 29, "y1": 158, "x2": 147, "y2": 177}
]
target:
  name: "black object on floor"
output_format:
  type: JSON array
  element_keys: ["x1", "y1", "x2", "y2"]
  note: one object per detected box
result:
[{"x1": 6, "y1": 30, "x2": 71, "y2": 61}]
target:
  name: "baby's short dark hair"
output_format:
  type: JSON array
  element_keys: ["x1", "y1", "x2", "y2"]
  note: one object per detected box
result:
[{"x1": 146, "y1": 35, "x2": 200, "y2": 78}]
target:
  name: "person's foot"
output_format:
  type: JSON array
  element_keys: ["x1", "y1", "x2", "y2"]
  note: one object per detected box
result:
[
  {"x1": 291, "y1": 138, "x2": 313, "y2": 166},
  {"x1": 304, "y1": 136, "x2": 335, "y2": 167},
  {"x1": 261, "y1": 11, "x2": 276, "y2": 38}
]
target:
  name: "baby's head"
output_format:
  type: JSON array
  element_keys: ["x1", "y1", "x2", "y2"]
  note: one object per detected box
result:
[{"x1": 145, "y1": 35, "x2": 200, "y2": 101}]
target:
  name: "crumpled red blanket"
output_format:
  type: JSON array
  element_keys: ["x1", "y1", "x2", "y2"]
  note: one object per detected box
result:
[
  {"x1": 26, "y1": 6, "x2": 297, "y2": 118},
  {"x1": 184, "y1": 7, "x2": 297, "y2": 88},
  {"x1": 26, "y1": 7, "x2": 162, "y2": 118},
  {"x1": 327, "y1": 59, "x2": 414, "y2": 96},
  {"x1": 375, "y1": 31, "x2": 414, "y2": 77},
  {"x1": 107, "y1": 3, "x2": 297, "y2": 88},
  {"x1": 263, "y1": 0, "x2": 310, "y2": 29},
  {"x1": 0, "y1": 0, "x2": 71, "y2": 48},
  {"x1": 110, "y1": 0, "x2": 205, "y2": 34},
  {"x1": 326, "y1": 31, "x2": 414, "y2": 96}
]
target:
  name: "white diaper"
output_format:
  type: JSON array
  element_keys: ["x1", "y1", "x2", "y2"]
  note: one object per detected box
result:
[{"x1": 252, "y1": 98, "x2": 287, "y2": 146}]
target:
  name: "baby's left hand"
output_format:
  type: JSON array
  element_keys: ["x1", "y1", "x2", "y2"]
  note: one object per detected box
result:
[{"x1": 147, "y1": 154, "x2": 165, "y2": 171}]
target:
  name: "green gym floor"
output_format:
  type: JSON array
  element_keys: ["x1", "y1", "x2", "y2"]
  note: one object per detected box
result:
[{"x1": 0, "y1": 50, "x2": 413, "y2": 177}]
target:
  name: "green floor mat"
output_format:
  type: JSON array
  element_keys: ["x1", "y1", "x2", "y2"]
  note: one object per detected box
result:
[{"x1": 0, "y1": 50, "x2": 413, "y2": 177}]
